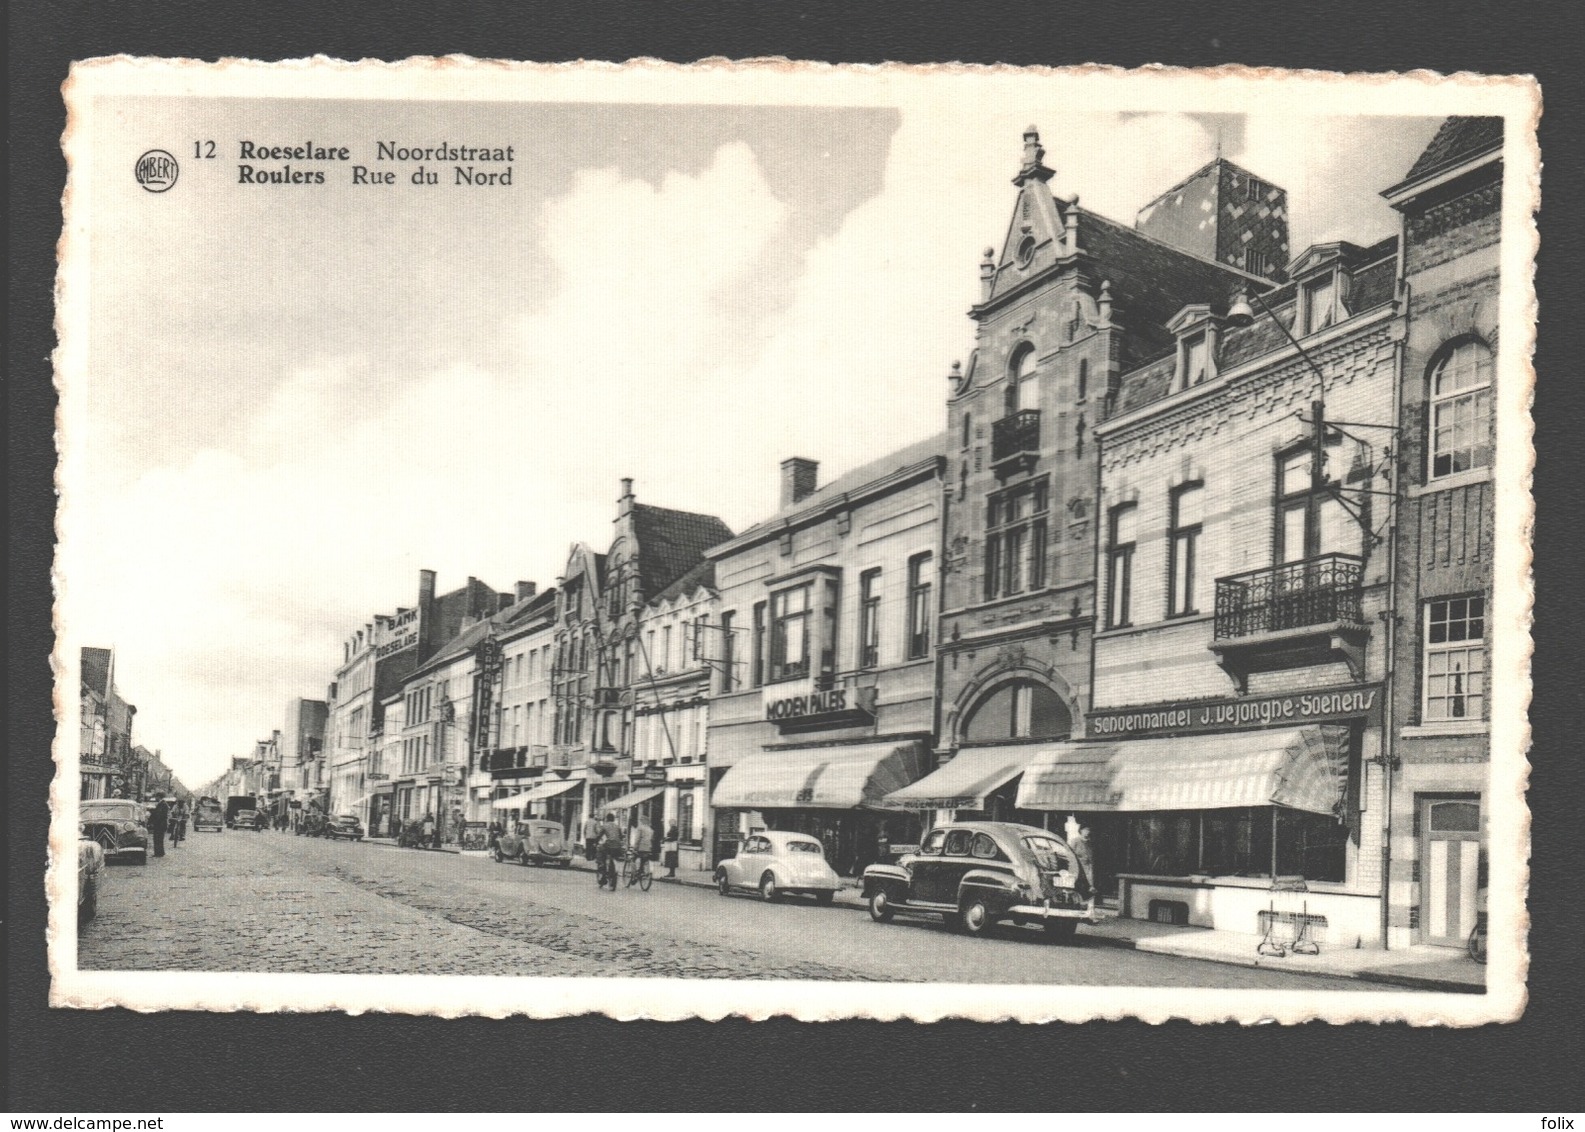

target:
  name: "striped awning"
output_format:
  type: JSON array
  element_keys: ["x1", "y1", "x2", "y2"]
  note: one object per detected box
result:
[
  {"x1": 881, "y1": 746, "x2": 1029, "y2": 811},
  {"x1": 712, "y1": 741, "x2": 926, "y2": 811},
  {"x1": 1015, "y1": 726, "x2": 1349, "y2": 816},
  {"x1": 492, "y1": 778, "x2": 582, "y2": 809}
]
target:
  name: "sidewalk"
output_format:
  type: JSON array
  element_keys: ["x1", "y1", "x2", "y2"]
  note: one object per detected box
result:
[{"x1": 452, "y1": 846, "x2": 1486, "y2": 992}]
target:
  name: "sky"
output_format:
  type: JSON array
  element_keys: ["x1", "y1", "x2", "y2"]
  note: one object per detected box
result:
[{"x1": 61, "y1": 92, "x2": 1445, "y2": 788}]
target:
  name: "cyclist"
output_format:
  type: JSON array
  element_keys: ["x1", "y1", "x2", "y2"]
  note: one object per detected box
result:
[
  {"x1": 595, "y1": 811, "x2": 623, "y2": 889},
  {"x1": 626, "y1": 813, "x2": 654, "y2": 888}
]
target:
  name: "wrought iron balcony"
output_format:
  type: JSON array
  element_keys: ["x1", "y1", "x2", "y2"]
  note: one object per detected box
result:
[
  {"x1": 591, "y1": 686, "x2": 625, "y2": 709},
  {"x1": 1214, "y1": 553, "x2": 1364, "y2": 639},
  {"x1": 991, "y1": 409, "x2": 1042, "y2": 475},
  {"x1": 1211, "y1": 553, "x2": 1367, "y2": 690}
]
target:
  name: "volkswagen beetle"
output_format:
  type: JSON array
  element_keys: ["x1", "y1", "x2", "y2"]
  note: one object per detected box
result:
[
  {"x1": 861, "y1": 821, "x2": 1101, "y2": 942},
  {"x1": 80, "y1": 799, "x2": 150, "y2": 865},
  {"x1": 715, "y1": 831, "x2": 841, "y2": 903},
  {"x1": 495, "y1": 819, "x2": 572, "y2": 867}
]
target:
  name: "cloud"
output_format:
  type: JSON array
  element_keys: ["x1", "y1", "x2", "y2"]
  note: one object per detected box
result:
[{"x1": 62, "y1": 142, "x2": 795, "y2": 786}]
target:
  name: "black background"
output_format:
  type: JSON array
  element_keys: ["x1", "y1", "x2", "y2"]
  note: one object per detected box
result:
[{"x1": 9, "y1": 0, "x2": 1583, "y2": 1113}]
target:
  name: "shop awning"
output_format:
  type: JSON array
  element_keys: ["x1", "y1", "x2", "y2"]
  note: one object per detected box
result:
[
  {"x1": 492, "y1": 779, "x2": 581, "y2": 809},
  {"x1": 881, "y1": 746, "x2": 1029, "y2": 811},
  {"x1": 712, "y1": 741, "x2": 926, "y2": 811},
  {"x1": 1015, "y1": 726, "x2": 1348, "y2": 816},
  {"x1": 602, "y1": 785, "x2": 666, "y2": 811}
]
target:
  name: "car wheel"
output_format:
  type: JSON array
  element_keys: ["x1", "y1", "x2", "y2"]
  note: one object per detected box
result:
[
  {"x1": 716, "y1": 870, "x2": 732, "y2": 896},
  {"x1": 520, "y1": 850, "x2": 533, "y2": 867},
  {"x1": 815, "y1": 890, "x2": 836, "y2": 906},
  {"x1": 1043, "y1": 919, "x2": 1078, "y2": 944},
  {"x1": 868, "y1": 888, "x2": 895, "y2": 923},
  {"x1": 959, "y1": 899, "x2": 993, "y2": 936},
  {"x1": 759, "y1": 872, "x2": 780, "y2": 902},
  {"x1": 492, "y1": 846, "x2": 503, "y2": 863}
]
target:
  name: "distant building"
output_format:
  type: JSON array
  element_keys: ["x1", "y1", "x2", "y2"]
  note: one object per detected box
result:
[
  {"x1": 480, "y1": 586, "x2": 560, "y2": 830},
  {"x1": 1135, "y1": 156, "x2": 1291, "y2": 282},
  {"x1": 79, "y1": 646, "x2": 136, "y2": 799}
]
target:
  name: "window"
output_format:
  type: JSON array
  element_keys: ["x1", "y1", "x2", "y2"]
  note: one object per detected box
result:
[
  {"x1": 971, "y1": 832, "x2": 1000, "y2": 859},
  {"x1": 1302, "y1": 274, "x2": 1338, "y2": 335},
  {"x1": 920, "y1": 829, "x2": 946, "y2": 855},
  {"x1": 1168, "y1": 483, "x2": 1204, "y2": 616},
  {"x1": 1429, "y1": 339, "x2": 1494, "y2": 479},
  {"x1": 751, "y1": 602, "x2": 766, "y2": 687},
  {"x1": 769, "y1": 584, "x2": 811, "y2": 682},
  {"x1": 1276, "y1": 444, "x2": 1351, "y2": 563},
  {"x1": 1077, "y1": 359, "x2": 1088, "y2": 401},
  {"x1": 907, "y1": 555, "x2": 933, "y2": 659},
  {"x1": 962, "y1": 679, "x2": 1071, "y2": 742},
  {"x1": 1106, "y1": 503, "x2": 1137, "y2": 628},
  {"x1": 1005, "y1": 344, "x2": 1038, "y2": 415},
  {"x1": 1424, "y1": 597, "x2": 1486, "y2": 722},
  {"x1": 1180, "y1": 333, "x2": 1209, "y2": 390},
  {"x1": 677, "y1": 791, "x2": 695, "y2": 843},
  {"x1": 661, "y1": 625, "x2": 672, "y2": 673},
  {"x1": 1245, "y1": 249, "x2": 1268, "y2": 278},
  {"x1": 984, "y1": 478, "x2": 1050, "y2": 601},
  {"x1": 719, "y1": 611, "x2": 736, "y2": 691},
  {"x1": 858, "y1": 569, "x2": 881, "y2": 669},
  {"x1": 961, "y1": 412, "x2": 972, "y2": 448}
]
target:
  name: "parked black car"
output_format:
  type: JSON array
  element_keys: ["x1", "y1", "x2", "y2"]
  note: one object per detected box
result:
[{"x1": 861, "y1": 821, "x2": 1101, "y2": 942}]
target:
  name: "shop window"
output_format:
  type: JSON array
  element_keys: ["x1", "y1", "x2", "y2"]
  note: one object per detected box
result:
[
  {"x1": 984, "y1": 478, "x2": 1050, "y2": 601},
  {"x1": 1124, "y1": 807, "x2": 1344, "y2": 882},
  {"x1": 678, "y1": 791, "x2": 696, "y2": 843},
  {"x1": 859, "y1": 569, "x2": 881, "y2": 669},
  {"x1": 1428, "y1": 339, "x2": 1494, "y2": 479},
  {"x1": 1424, "y1": 597, "x2": 1486, "y2": 722},
  {"x1": 1106, "y1": 502, "x2": 1137, "y2": 628},
  {"x1": 963, "y1": 680, "x2": 1071, "y2": 742},
  {"x1": 1168, "y1": 482, "x2": 1204, "y2": 617},
  {"x1": 906, "y1": 554, "x2": 933, "y2": 659}
]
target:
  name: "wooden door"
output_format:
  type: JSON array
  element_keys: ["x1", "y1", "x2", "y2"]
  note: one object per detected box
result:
[{"x1": 1420, "y1": 796, "x2": 1481, "y2": 947}]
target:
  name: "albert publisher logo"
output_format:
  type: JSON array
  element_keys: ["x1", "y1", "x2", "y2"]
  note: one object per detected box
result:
[{"x1": 134, "y1": 149, "x2": 179, "y2": 192}]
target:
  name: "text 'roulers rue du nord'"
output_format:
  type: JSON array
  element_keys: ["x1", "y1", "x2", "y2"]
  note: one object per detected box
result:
[{"x1": 353, "y1": 140, "x2": 517, "y2": 186}]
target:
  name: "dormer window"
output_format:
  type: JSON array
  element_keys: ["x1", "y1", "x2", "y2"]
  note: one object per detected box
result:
[
  {"x1": 1301, "y1": 274, "x2": 1339, "y2": 335},
  {"x1": 1168, "y1": 305, "x2": 1218, "y2": 393},
  {"x1": 1183, "y1": 333, "x2": 1209, "y2": 387}
]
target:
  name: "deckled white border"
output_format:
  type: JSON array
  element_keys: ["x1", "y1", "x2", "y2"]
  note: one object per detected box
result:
[{"x1": 49, "y1": 57, "x2": 1539, "y2": 1024}]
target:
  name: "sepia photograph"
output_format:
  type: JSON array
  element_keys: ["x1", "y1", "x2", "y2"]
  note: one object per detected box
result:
[{"x1": 49, "y1": 60, "x2": 1537, "y2": 1023}]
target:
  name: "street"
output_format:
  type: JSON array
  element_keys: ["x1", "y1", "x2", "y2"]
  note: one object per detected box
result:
[{"x1": 79, "y1": 830, "x2": 1373, "y2": 988}]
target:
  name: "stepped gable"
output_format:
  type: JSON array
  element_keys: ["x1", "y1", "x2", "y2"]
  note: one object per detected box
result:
[
  {"x1": 1399, "y1": 116, "x2": 1503, "y2": 186},
  {"x1": 650, "y1": 559, "x2": 716, "y2": 607},
  {"x1": 632, "y1": 505, "x2": 733, "y2": 599}
]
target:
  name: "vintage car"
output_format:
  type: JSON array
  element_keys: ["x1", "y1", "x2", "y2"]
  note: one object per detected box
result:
[
  {"x1": 193, "y1": 797, "x2": 224, "y2": 833},
  {"x1": 324, "y1": 813, "x2": 365, "y2": 841},
  {"x1": 231, "y1": 808, "x2": 267, "y2": 831},
  {"x1": 80, "y1": 799, "x2": 151, "y2": 864},
  {"x1": 78, "y1": 833, "x2": 106, "y2": 924},
  {"x1": 715, "y1": 830, "x2": 841, "y2": 903},
  {"x1": 861, "y1": 821, "x2": 1098, "y2": 942},
  {"x1": 495, "y1": 820, "x2": 572, "y2": 867}
]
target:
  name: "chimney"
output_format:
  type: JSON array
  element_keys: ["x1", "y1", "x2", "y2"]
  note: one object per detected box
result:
[
  {"x1": 515, "y1": 580, "x2": 537, "y2": 601},
  {"x1": 780, "y1": 457, "x2": 819, "y2": 508},
  {"x1": 618, "y1": 477, "x2": 635, "y2": 518},
  {"x1": 418, "y1": 569, "x2": 438, "y2": 658}
]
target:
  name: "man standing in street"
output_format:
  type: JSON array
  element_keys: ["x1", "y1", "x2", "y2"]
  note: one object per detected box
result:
[
  {"x1": 148, "y1": 796, "x2": 170, "y2": 858},
  {"x1": 1070, "y1": 823, "x2": 1097, "y2": 914},
  {"x1": 421, "y1": 811, "x2": 437, "y2": 850},
  {"x1": 170, "y1": 800, "x2": 188, "y2": 847},
  {"x1": 582, "y1": 814, "x2": 601, "y2": 863}
]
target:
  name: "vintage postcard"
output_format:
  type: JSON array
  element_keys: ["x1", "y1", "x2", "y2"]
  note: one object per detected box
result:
[{"x1": 50, "y1": 59, "x2": 1537, "y2": 1023}]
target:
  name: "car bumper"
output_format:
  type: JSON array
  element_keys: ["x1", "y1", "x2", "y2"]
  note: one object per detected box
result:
[{"x1": 1007, "y1": 900, "x2": 1113, "y2": 924}]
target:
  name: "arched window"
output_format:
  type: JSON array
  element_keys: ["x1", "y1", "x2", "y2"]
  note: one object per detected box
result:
[
  {"x1": 1428, "y1": 339, "x2": 1493, "y2": 479},
  {"x1": 962, "y1": 679, "x2": 1071, "y2": 742},
  {"x1": 1005, "y1": 344, "x2": 1039, "y2": 415}
]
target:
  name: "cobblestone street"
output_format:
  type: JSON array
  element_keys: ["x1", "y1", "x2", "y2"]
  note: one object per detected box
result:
[{"x1": 77, "y1": 829, "x2": 1373, "y2": 988}]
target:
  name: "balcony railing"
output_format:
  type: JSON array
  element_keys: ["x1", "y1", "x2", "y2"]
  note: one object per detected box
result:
[
  {"x1": 591, "y1": 687, "x2": 625, "y2": 709},
  {"x1": 1213, "y1": 553, "x2": 1364, "y2": 640},
  {"x1": 991, "y1": 409, "x2": 1042, "y2": 465}
]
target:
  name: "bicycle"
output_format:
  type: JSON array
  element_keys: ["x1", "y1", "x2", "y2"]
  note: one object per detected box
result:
[
  {"x1": 596, "y1": 846, "x2": 619, "y2": 891},
  {"x1": 622, "y1": 848, "x2": 653, "y2": 891}
]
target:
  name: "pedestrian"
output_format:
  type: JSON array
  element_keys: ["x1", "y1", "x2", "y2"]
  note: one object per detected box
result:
[
  {"x1": 422, "y1": 811, "x2": 437, "y2": 850},
  {"x1": 171, "y1": 800, "x2": 188, "y2": 846},
  {"x1": 662, "y1": 822, "x2": 679, "y2": 878},
  {"x1": 876, "y1": 827, "x2": 891, "y2": 865},
  {"x1": 582, "y1": 814, "x2": 601, "y2": 862},
  {"x1": 1070, "y1": 824, "x2": 1097, "y2": 913},
  {"x1": 148, "y1": 796, "x2": 170, "y2": 858},
  {"x1": 596, "y1": 811, "x2": 623, "y2": 888}
]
